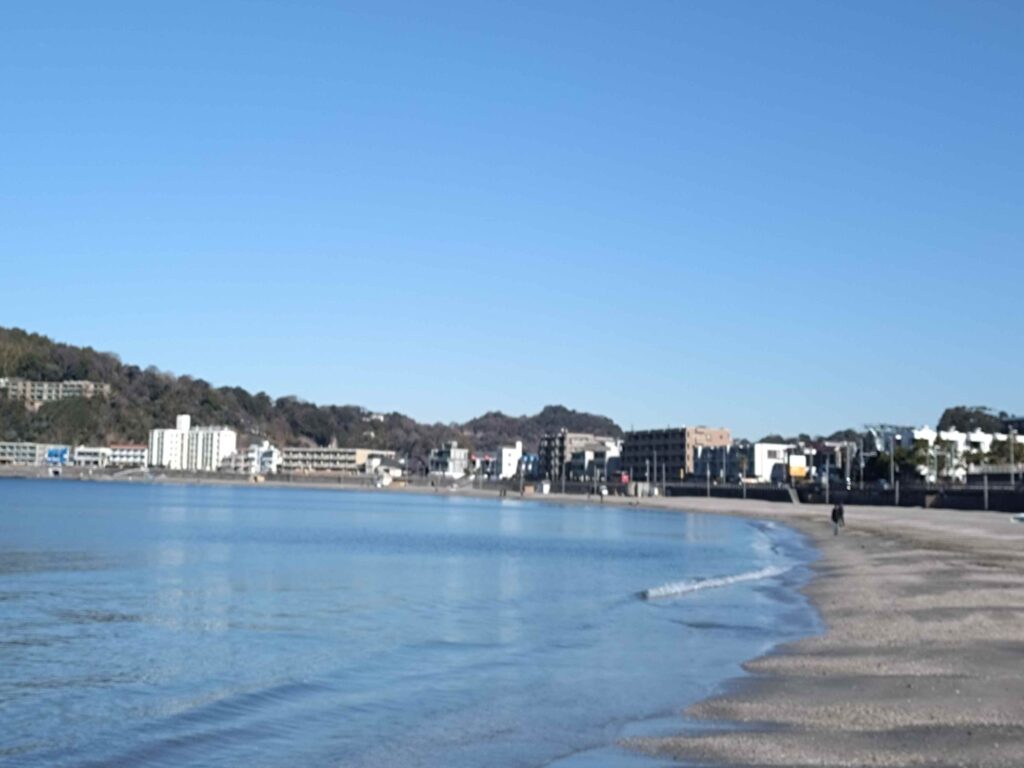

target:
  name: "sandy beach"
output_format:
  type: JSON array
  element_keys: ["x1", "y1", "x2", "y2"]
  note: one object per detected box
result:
[{"x1": 611, "y1": 497, "x2": 1024, "y2": 767}]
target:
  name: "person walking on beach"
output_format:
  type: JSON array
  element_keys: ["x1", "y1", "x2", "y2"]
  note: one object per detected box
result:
[{"x1": 831, "y1": 502, "x2": 845, "y2": 535}]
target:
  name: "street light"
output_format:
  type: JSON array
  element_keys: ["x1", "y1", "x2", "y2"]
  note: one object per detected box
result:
[{"x1": 890, "y1": 433, "x2": 902, "y2": 489}]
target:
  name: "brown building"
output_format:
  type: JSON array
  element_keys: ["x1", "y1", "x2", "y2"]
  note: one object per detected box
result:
[{"x1": 620, "y1": 426, "x2": 732, "y2": 481}]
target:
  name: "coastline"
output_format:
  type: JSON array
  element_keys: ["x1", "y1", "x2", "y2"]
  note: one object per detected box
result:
[
  {"x1": 4, "y1": 473, "x2": 1024, "y2": 764},
  {"x1": 625, "y1": 499, "x2": 1024, "y2": 767}
]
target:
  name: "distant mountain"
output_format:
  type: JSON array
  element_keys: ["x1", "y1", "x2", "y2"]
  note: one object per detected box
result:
[
  {"x1": 0, "y1": 327, "x2": 621, "y2": 461},
  {"x1": 462, "y1": 406, "x2": 622, "y2": 451}
]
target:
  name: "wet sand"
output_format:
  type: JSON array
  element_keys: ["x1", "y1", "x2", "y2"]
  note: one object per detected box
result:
[{"x1": 621, "y1": 498, "x2": 1024, "y2": 767}]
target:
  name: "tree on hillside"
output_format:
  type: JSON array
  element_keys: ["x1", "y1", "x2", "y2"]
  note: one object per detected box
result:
[
  {"x1": 0, "y1": 326, "x2": 622, "y2": 462},
  {"x1": 937, "y1": 406, "x2": 1006, "y2": 433}
]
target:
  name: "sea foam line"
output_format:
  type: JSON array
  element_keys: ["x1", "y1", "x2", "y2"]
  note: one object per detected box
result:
[{"x1": 640, "y1": 565, "x2": 789, "y2": 600}]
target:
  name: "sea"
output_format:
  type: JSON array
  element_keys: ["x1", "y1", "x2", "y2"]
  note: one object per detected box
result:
[{"x1": 0, "y1": 479, "x2": 820, "y2": 767}]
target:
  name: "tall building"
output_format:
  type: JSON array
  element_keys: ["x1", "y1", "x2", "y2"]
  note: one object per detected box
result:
[
  {"x1": 620, "y1": 426, "x2": 732, "y2": 481},
  {"x1": 538, "y1": 430, "x2": 618, "y2": 480},
  {"x1": 148, "y1": 414, "x2": 236, "y2": 472}
]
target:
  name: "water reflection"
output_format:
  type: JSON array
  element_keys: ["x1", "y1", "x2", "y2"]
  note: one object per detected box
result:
[{"x1": 0, "y1": 479, "x2": 818, "y2": 768}]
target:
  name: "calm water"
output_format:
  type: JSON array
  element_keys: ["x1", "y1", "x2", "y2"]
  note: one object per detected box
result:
[{"x1": 0, "y1": 479, "x2": 819, "y2": 767}]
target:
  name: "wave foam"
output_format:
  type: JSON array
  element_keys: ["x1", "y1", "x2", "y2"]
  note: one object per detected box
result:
[{"x1": 640, "y1": 565, "x2": 789, "y2": 600}]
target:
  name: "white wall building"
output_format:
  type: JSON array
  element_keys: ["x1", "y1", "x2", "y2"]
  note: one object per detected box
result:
[
  {"x1": 498, "y1": 441, "x2": 523, "y2": 479},
  {"x1": 750, "y1": 442, "x2": 794, "y2": 482},
  {"x1": 148, "y1": 414, "x2": 237, "y2": 472},
  {"x1": 109, "y1": 444, "x2": 148, "y2": 467},
  {"x1": 73, "y1": 446, "x2": 112, "y2": 467}
]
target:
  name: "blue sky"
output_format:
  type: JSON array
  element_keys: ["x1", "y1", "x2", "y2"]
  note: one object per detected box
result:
[{"x1": 1, "y1": 1, "x2": 1021, "y2": 438}]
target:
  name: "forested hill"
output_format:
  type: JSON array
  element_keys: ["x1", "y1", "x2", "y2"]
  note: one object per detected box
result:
[{"x1": 0, "y1": 327, "x2": 621, "y2": 460}]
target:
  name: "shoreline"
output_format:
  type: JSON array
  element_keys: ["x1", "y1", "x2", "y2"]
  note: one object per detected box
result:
[
  {"x1": 625, "y1": 500, "x2": 1024, "y2": 767},
  {"x1": 4, "y1": 474, "x2": 1024, "y2": 764}
]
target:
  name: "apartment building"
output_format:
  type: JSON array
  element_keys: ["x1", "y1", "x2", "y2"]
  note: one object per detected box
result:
[
  {"x1": 0, "y1": 442, "x2": 70, "y2": 466},
  {"x1": 538, "y1": 430, "x2": 619, "y2": 480},
  {"x1": 280, "y1": 445, "x2": 395, "y2": 473},
  {"x1": 0, "y1": 377, "x2": 111, "y2": 410},
  {"x1": 109, "y1": 444, "x2": 148, "y2": 468},
  {"x1": 148, "y1": 414, "x2": 237, "y2": 472},
  {"x1": 620, "y1": 426, "x2": 732, "y2": 481}
]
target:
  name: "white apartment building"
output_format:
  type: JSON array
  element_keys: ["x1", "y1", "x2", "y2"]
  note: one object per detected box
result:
[
  {"x1": 148, "y1": 414, "x2": 237, "y2": 472},
  {"x1": 109, "y1": 444, "x2": 148, "y2": 467},
  {"x1": 498, "y1": 441, "x2": 523, "y2": 479},
  {"x1": 187, "y1": 426, "x2": 238, "y2": 472}
]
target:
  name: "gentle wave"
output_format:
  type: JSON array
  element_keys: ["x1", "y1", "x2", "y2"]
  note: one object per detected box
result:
[{"x1": 640, "y1": 565, "x2": 789, "y2": 600}]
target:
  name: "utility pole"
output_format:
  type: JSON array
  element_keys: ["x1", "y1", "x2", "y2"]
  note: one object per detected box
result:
[
  {"x1": 1011, "y1": 428, "x2": 1017, "y2": 487},
  {"x1": 859, "y1": 438, "x2": 865, "y2": 490},
  {"x1": 825, "y1": 452, "x2": 831, "y2": 505}
]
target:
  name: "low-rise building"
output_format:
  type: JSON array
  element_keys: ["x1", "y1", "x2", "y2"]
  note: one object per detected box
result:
[
  {"x1": 221, "y1": 441, "x2": 283, "y2": 475},
  {"x1": 429, "y1": 441, "x2": 469, "y2": 478},
  {"x1": 280, "y1": 445, "x2": 395, "y2": 473},
  {"x1": 0, "y1": 377, "x2": 111, "y2": 411},
  {"x1": 109, "y1": 444, "x2": 148, "y2": 468},
  {"x1": 366, "y1": 455, "x2": 405, "y2": 479},
  {"x1": 748, "y1": 442, "x2": 794, "y2": 483},
  {"x1": 519, "y1": 453, "x2": 541, "y2": 479},
  {"x1": 0, "y1": 443, "x2": 70, "y2": 466},
  {"x1": 693, "y1": 444, "x2": 748, "y2": 483},
  {"x1": 73, "y1": 446, "x2": 112, "y2": 467},
  {"x1": 0, "y1": 442, "x2": 48, "y2": 465}
]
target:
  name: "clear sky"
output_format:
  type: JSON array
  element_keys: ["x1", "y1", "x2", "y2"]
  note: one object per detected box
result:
[{"x1": 1, "y1": 1, "x2": 1021, "y2": 438}]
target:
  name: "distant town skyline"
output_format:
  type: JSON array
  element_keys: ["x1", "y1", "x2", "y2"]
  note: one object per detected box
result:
[{"x1": 2, "y1": 2, "x2": 1021, "y2": 439}]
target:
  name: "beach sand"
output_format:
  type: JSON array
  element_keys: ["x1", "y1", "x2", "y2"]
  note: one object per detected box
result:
[{"x1": 618, "y1": 497, "x2": 1024, "y2": 767}]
